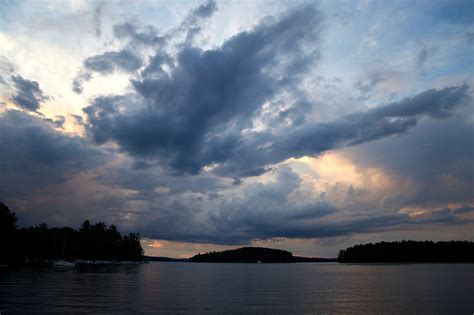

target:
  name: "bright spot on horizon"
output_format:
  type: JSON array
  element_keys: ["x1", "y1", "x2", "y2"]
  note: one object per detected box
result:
[{"x1": 148, "y1": 241, "x2": 163, "y2": 249}]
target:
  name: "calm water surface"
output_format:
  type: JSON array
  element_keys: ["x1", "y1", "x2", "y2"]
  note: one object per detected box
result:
[{"x1": 1, "y1": 263, "x2": 473, "y2": 313}]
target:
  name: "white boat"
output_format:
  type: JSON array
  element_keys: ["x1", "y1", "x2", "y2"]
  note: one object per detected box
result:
[
  {"x1": 53, "y1": 260, "x2": 75, "y2": 267},
  {"x1": 52, "y1": 237, "x2": 75, "y2": 267}
]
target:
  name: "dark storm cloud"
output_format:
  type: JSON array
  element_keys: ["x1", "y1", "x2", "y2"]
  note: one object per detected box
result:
[
  {"x1": 133, "y1": 166, "x2": 337, "y2": 244},
  {"x1": 101, "y1": 162, "x2": 473, "y2": 245},
  {"x1": 7, "y1": 1, "x2": 472, "y2": 246},
  {"x1": 83, "y1": 0, "x2": 470, "y2": 180},
  {"x1": 368, "y1": 85, "x2": 469, "y2": 119},
  {"x1": 84, "y1": 4, "x2": 322, "y2": 176},
  {"x1": 134, "y1": 84, "x2": 469, "y2": 178},
  {"x1": 0, "y1": 110, "x2": 106, "y2": 200},
  {"x1": 233, "y1": 84, "x2": 465, "y2": 181},
  {"x1": 10, "y1": 75, "x2": 49, "y2": 111},
  {"x1": 346, "y1": 110, "x2": 474, "y2": 211},
  {"x1": 136, "y1": 195, "x2": 465, "y2": 245}
]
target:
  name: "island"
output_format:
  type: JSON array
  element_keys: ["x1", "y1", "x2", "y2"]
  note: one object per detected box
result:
[
  {"x1": 338, "y1": 240, "x2": 474, "y2": 263},
  {"x1": 189, "y1": 247, "x2": 335, "y2": 263}
]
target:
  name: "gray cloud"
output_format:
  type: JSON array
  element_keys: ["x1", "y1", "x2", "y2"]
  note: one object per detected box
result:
[
  {"x1": 44, "y1": 115, "x2": 66, "y2": 128},
  {"x1": 84, "y1": 4, "x2": 322, "y2": 177},
  {"x1": 10, "y1": 75, "x2": 49, "y2": 111},
  {"x1": 84, "y1": 151, "x2": 474, "y2": 245},
  {"x1": 177, "y1": 0, "x2": 218, "y2": 44},
  {"x1": 113, "y1": 22, "x2": 166, "y2": 47},
  {"x1": 72, "y1": 71, "x2": 92, "y2": 94},
  {"x1": 0, "y1": 110, "x2": 106, "y2": 201},
  {"x1": 72, "y1": 50, "x2": 142, "y2": 93},
  {"x1": 82, "y1": 2, "x2": 471, "y2": 179},
  {"x1": 72, "y1": 1, "x2": 218, "y2": 94},
  {"x1": 130, "y1": 165, "x2": 336, "y2": 244},
  {"x1": 347, "y1": 109, "x2": 474, "y2": 210},
  {"x1": 84, "y1": 50, "x2": 142, "y2": 75},
  {"x1": 5, "y1": 1, "x2": 473, "y2": 247},
  {"x1": 85, "y1": 76, "x2": 470, "y2": 179}
]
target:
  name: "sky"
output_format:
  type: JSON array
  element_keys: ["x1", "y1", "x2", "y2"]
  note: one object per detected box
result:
[{"x1": 0, "y1": 0, "x2": 473, "y2": 258}]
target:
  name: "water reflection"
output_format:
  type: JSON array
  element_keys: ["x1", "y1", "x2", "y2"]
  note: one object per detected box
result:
[{"x1": 1, "y1": 263, "x2": 473, "y2": 313}]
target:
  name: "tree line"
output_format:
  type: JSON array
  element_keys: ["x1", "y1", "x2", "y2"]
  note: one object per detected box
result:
[
  {"x1": 0, "y1": 202, "x2": 144, "y2": 265},
  {"x1": 190, "y1": 247, "x2": 295, "y2": 263},
  {"x1": 338, "y1": 240, "x2": 474, "y2": 263}
]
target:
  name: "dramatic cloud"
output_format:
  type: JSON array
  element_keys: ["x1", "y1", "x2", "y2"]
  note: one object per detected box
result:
[
  {"x1": 0, "y1": 110, "x2": 106, "y2": 200},
  {"x1": 344, "y1": 109, "x2": 474, "y2": 211},
  {"x1": 10, "y1": 75, "x2": 49, "y2": 111},
  {"x1": 82, "y1": 5, "x2": 319, "y2": 176},
  {"x1": 2, "y1": 0, "x2": 473, "y2": 255},
  {"x1": 85, "y1": 68, "x2": 470, "y2": 178}
]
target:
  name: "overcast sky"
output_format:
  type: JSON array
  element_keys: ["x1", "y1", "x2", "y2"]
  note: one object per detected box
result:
[{"x1": 1, "y1": 0, "x2": 473, "y2": 258}]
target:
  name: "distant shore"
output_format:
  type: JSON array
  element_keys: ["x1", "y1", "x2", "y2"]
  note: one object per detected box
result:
[
  {"x1": 337, "y1": 241, "x2": 474, "y2": 263},
  {"x1": 188, "y1": 247, "x2": 336, "y2": 263}
]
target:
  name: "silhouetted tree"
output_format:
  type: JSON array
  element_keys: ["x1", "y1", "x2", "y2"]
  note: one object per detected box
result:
[
  {"x1": 80, "y1": 220, "x2": 91, "y2": 232},
  {"x1": 118, "y1": 233, "x2": 144, "y2": 261},
  {"x1": 0, "y1": 202, "x2": 19, "y2": 264},
  {"x1": 0, "y1": 202, "x2": 17, "y2": 232},
  {"x1": 0, "y1": 202, "x2": 144, "y2": 265},
  {"x1": 338, "y1": 240, "x2": 474, "y2": 263},
  {"x1": 190, "y1": 247, "x2": 294, "y2": 263}
]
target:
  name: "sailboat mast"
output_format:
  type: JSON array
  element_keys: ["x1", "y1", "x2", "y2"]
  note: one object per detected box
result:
[{"x1": 61, "y1": 236, "x2": 67, "y2": 259}]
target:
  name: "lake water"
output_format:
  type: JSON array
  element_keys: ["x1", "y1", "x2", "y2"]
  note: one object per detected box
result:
[{"x1": 1, "y1": 263, "x2": 473, "y2": 313}]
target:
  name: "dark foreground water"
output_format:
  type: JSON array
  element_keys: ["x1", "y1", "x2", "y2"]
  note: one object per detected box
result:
[{"x1": 1, "y1": 263, "x2": 473, "y2": 313}]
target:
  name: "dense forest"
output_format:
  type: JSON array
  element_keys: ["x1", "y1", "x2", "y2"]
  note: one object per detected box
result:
[
  {"x1": 338, "y1": 241, "x2": 474, "y2": 263},
  {"x1": 0, "y1": 202, "x2": 144, "y2": 265},
  {"x1": 190, "y1": 247, "x2": 295, "y2": 263}
]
